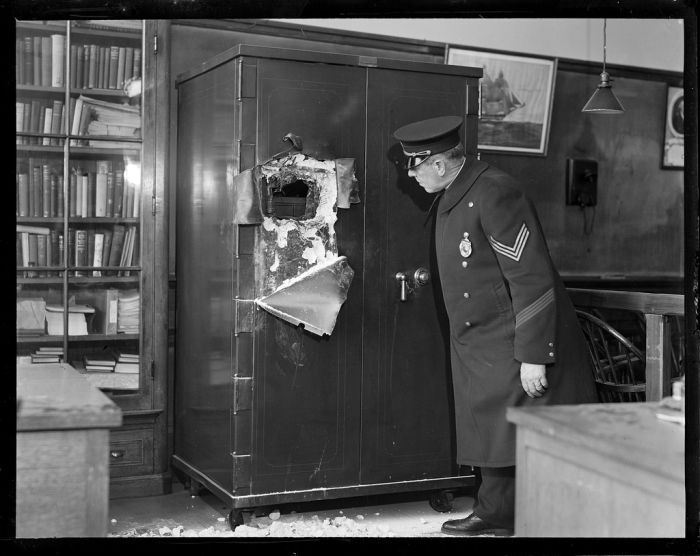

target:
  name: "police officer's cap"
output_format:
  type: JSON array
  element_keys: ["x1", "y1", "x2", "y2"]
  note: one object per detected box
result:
[{"x1": 393, "y1": 115, "x2": 463, "y2": 169}]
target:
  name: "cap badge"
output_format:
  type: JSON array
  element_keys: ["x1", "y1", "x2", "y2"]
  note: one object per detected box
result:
[{"x1": 459, "y1": 232, "x2": 472, "y2": 258}]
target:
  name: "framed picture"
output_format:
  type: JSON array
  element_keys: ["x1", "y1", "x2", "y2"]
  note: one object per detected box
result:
[
  {"x1": 662, "y1": 85, "x2": 684, "y2": 169},
  {"x1": 446, "y1": 47, "x2": 557, "y2": 156}
]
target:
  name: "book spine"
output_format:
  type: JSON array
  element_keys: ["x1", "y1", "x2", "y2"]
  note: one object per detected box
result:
[
  {"x1": 87, "y1": 229, "x2": 95, "y2": 274},
  {"x1": 50, "y1": 173, "x2": 58, "y2": 218},
  {"x1": 42, "y1": 107, "x2": 53, "y2": 146},
  {"x1": 17, "y1": 39, "x2": 23, "y2": 85},
  {"x1": 106, "y1": 170, "x2": 115, "y2": 217},
  {"x1": 101, "y1": 46, "x2": 109, "y2": 89},
  {"x1": 41, "y1": 36, "x2": 52, "y2": 87},
  {"x1": 75, "y1": 170, "x2": 83, "y2": 218},
  {"x1": 101, "y1": 229, "x2": 113, "y2": 272},
  {"x1": 124, "y1": 47, "x2": 134, "y2": 86},
  {"x1": 50, "y1": 228, "x2": 59, "y2": 267},
  {"x1": 108, "y1": 224, "x2": 126, "y2": 269},
  {"x1": 32, "y1": 164, "x2": 42, "y2": 217},
  {"x1": 81, "y1": 174, "x2": 89, "y2": 218},
  {"x1": 18, "y1": 173, "x2": 29, "y2": 217},
  {"x1": 116, "y1": 46, "x2": 126, "y2": 89},
  {"x1": 51, "y1": 34, "x2": 65, "y2": 87},
  {"x1": 87, "y1": 171, "x2": 96, "y2": 217},
  {"x1": 75, "y1": 229, "x2": 88, "y2": 275},
  {"x1": 23, "y1": 37, "x2": 32, "y2": 85},
  {"x1": 113, "y1": 166, "x2": 124, "y2": 217},
  {"x1": 69, "y1": 44, "x2": 77, "y2": 89},
  {"x1": 57, "y1": 176, "x2": 64, "y2": 218},
  {"x1": 132, "y1": 48, "x2": 141, "y2": 79},
  {"x1": 67, "y1": 229, "x2": 75, "y2": 273},
  {"x1": 93, "y1": 232, "x2": 104, "y2": 276},
  {"x1": 41, "y1": 164, "x2": 51, "y2": 217},
  {"x1": 58, "y1": 232, "x2": 64, "y2": 267},
  {"x1": 88, "y1": 44, "x2": 97, "y2": 88},
  {"x1": 109, "y1": 45, "x2": 119, "y2": 89},
  {"x1": 21, "y1": 232, "x2": 30, "y2": 267},
  {"x1": 33, "y1": 36, "x2": 41, "y2": 86},
  {"x1": 75, "y1": 45, "x2": 83, "y2": 90},
  {"x1": 50, "y1": 100, "x2": 62, "y2": 146},
  {"x1": 37, "y1": 234, "x2": 47, "y2": 275},
  {"x1": 95, "y1": 172, "x2": 107, "y2": 217},
  {"x1": 69, "y1": 171, "x2": 77, "y2": 217},
  {"x1": 70, "y1": 97, "x2": 83, "y2": 146},
  {"x1": 28, "y1": 233, "x2": 38, "y2": 277},
  {"x1": 29, "y1": 99, "x2": 40, "y2": 145},
  {"x1": 82, "y1": 44, "x2": 90, "y2": 88}
]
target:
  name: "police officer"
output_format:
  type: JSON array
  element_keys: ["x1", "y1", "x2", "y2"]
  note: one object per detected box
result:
[{"x1": 393, "y1": 116, "x2": 598, "y2": 536}]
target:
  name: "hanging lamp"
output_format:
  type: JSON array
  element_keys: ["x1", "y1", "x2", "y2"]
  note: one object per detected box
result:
[{"x1": 582, "y1": 19, "x2": 625, "y2": 113}]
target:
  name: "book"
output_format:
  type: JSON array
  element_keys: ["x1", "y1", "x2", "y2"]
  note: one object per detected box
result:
[
  {"x1": 84, "y1": 364, "x2": 114, "y2": 372},
  {"x1": 82, "y1": 44, "x2": 90, "y2": 88},
  {"x1": 84, "y1": 354, "x2": 116, "y2": 367},
  {"x1": 87, "y1": 171, "x2": 95, "y2": 217},
  {"x1": 75, "y1": 44, "x2": 84, "y2": 89},
  {"x1": 36, "y1": 234, "x2": 47, "y2": 270},
  {"x1": 124, "y1": 47, "x2": 134, "y2": 87},
  {"x1": 49, "y1": 100, "x2": 63, "y2": 146},
  {"x1": 41, "y1": 164, "x2": 51, "y2": 217},
  {"x1": 17, "y1": 38, "x2": 23, "y2": 84},
  {"x1": 18, "y1": 173, "x2": 29, "y2": 217},
  {"x1": 133, "y1": 48, "x2": 141, "y2": 78},
  {"x1": 17, "y1": 297, "x2": 46, "y2": 332},
  {"x1": 40, "y1": 36, "x2": 51, "y2": 87},
  {"x1": 70, "y1": 96, "x2": 84, "y2": 146},
  {"x1": 41, "y1": 107, "x2": 52, "y2": 146},
  {"x1": 95, "y1": 171, "x2": 107, "y2": 216},
  {"x1": 29, "y1": 99, "x2": 40, "y2": 144},
  {"x1": 99, "y1": 45, "x2": 107, "y2": 89},
  {"x1": 117, "y1": 290, "x2": 139, "y2": 333},
  {"x1": 75, "y1": 228, "x2": 88, "y2": 275},
  {"x1": 50, "y1": 229, "x2": 59, "y2": 267},
  {"x1": 109, "y1": 45, "x2": 119, "y2": 89},
  {"x1": 23, "y1": 37, "x2": 32, "y2": 85},
  {"x1": 16, "y1": 101, "x2": 24, "y2": 134},
  {"x1": 27, "y1": 233, "x2": 38, "y2": 276},
  {"x1": 88, "y1": 44, "x2": 97, "y2": 88},
  {"x1": 108, "y1": 224, "x2": 126, "y2": 269},
  {"x1": 20, "y1": 232, "x2": 30, "y2": 267},
  {"x1": 45, "y1": 311, "x2": 88, "y2": 336},
  {"x1": 101, "y1": 228, "x2": 113, "y2": 270},
  {"x1": 32, "y1": 354, "x2": 61, "y2": 364},
  {"x1": 93, "y1": 232, "x2": 104, "y2": 276},
  {"x1": 57, "y1": 176, "x2": 64, "y2": 218},
  {"x1": 89, "y1": 287, "x2": 119, "y2": 334},
  {"x1": 87, "y1": 229, "x2": 95, "y2": 274},
  {"x1": 51, "y1": 34, "x2": 65, "y2": 87},
  {"x1": 106, "y1": 170, "x2": 114, "y2": 217},
  {"x1": 73, "y1": 171, "x2": 81, "y2": 218},
  {"x1": 116, "y1": 46, "x2": 126, "y2": 88},
  {"x1": 50, "y1": 174, "x2": 58, "y2": 217},
  {"x1": 81, "y1": 174, "x2": 89, "y2": 217},
  {"x1": 69, "y1": 44, "x2": 77, "y2": 88},
  {"x1": 31, "y1": 164, "x2": 42, "y2": 217},
  {"x1": 114, "y1": 361, "x2": 139, "y2": 374},
  {"x1": 33, "y1": 36, "x2": 41, "y2": 86},
  {"x1": 113, "y1": 167, "x2": 124, "y2": 216},
  {"x1": 17, "y1": 224, "x2": 50, "y2": 235}
]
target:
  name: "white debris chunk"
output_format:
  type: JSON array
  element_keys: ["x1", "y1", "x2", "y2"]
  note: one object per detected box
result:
[
  {"x1": 355, "y1": 514, "x2": 364, "y2": 520},
  {"x1": 269, "y1": 510, "x2": 281, "y2": 521},
  {"x1": 217, "y1": 517, "x2": 225, "y2": 522}
]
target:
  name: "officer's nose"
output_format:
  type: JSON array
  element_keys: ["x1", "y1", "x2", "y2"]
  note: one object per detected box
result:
[{"x1": 407, "y1": 167, "x2": 416, "y2": 177}]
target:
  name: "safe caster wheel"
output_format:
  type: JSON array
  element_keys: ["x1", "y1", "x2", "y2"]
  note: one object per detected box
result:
[
  {"x1": 228, "y1": 509, "x2": 245, "y2": 531},
  {"x1": 429, "y1": 490, "x2": 454, "y2": 512}
]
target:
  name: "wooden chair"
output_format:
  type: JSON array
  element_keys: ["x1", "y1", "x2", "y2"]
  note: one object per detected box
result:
[{"x1": 576, "y1": 309, "x2": 646, "y2": 402}]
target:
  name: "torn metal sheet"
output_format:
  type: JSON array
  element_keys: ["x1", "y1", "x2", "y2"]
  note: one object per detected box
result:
[
  {"x1": 230, "y1": 168, "x2": 264, "y2": 225},
  {"x1": 335, "y1": 158, "x2": 361, "y2": 209},
  {"x1": 255, "y1": 256, "x2": 354, "y2": 336}
]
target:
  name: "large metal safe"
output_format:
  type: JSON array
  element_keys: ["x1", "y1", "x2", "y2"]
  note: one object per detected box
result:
[{"x1": 173, "y1": 45, "x2": 482, "y2": 528}]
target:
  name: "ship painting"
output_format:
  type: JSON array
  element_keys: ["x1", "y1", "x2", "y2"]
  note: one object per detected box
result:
[{"x1": 481, "y1": 68, "x2": 526, "y2": 120}]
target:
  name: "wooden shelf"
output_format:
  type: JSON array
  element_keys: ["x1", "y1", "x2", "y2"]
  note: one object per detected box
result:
[{"x1": 17, "y1": 333, "x2": 139, "y2": 344}]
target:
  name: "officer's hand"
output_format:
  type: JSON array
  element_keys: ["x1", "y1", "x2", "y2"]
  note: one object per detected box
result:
[{"x1": 520, "y1": 363, "x2": 548, "y2": 398}]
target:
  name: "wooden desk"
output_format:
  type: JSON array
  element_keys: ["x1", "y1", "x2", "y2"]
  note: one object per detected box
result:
[
  {"x1": 567, "y1": 288, "x2": 684, "y2": 401},
  {"x1": 16, "y1": 362, "x2": 122, "y2": 537},
  {"x1": 507, "y1": 402, "x2": 685, "y2": 537}
]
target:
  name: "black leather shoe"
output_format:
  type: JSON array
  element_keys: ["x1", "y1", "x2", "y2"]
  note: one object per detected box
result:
[{"x1": 441, "y1": 513, "x2": 513, "y2": 536}]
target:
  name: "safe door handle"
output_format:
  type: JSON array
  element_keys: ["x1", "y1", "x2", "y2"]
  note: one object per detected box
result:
[{"x1": 395, "y1": 267, "x2": 430, "y2": 302}]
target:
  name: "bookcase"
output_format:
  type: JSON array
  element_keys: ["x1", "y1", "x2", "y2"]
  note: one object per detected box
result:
[{"x1": 16, "y1": 20, "x2": 170, "y2": 498}]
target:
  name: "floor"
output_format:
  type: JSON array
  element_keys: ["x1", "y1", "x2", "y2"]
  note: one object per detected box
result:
[{"x1": 108, "y1": 479, "x2": 479, "y2": 538}]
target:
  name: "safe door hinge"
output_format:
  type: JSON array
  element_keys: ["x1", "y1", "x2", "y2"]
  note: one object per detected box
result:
[
  {"x1": 150, "y1": 360, "x2": 155, "y2": 379},
  {"x1": 153, "y1": 34, "x2": 158, "y2": 55},
  {"x1": 152, "y1": 195, "x2": 157, "y2": 215}
]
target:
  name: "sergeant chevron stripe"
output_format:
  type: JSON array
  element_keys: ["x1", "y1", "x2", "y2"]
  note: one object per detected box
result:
[
  {"x1": 515, "y1": 288, "x2": 554, "y2": 328},
  {"x1": 489, "y1": 223, "x2": 530, "y2": 262}
]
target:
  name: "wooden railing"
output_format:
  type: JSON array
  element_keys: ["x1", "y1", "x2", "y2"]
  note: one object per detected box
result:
[{"x1": 567, "y1": 288, "x2": 685, "y2": 401}]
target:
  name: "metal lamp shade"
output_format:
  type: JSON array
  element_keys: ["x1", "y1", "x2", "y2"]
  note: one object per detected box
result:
[{"x1": 582, "y1": 72, "x2": 625, "y2": 113}]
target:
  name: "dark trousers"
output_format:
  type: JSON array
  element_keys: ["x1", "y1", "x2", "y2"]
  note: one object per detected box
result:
[{"x1": 471, "y1": 466, "x2": 516, "y2": 529}]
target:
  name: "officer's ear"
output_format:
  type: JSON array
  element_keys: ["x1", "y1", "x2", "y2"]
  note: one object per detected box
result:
[{"x1": 433, "y1": 157, "x2": 446, "y2": 177}]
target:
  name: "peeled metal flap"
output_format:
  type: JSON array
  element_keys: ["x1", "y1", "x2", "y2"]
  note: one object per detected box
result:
[
  {"x1": 255, "y1": 256, "x2": 354, "y2": 336},
  {"x1": 335, "y1": 158, "x2": 360, "y2": 209},
  {"x1": 231, "y1": 169, "x2": 263, "y2": 225}
]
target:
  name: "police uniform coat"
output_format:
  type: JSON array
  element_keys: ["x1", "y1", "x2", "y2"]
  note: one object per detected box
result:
[{"x1": 435, "y1": 158, "x2": 598, "y2": 467}]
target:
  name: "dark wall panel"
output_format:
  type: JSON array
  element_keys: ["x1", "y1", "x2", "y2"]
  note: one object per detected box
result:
[{"x1": 483, "y1": 70, "x2": 684, "y2": 283}]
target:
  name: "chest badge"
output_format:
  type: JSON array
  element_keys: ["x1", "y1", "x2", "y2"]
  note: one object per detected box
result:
[{"x1": 459, "y1": 232, "x2": 472, "y2": 258}]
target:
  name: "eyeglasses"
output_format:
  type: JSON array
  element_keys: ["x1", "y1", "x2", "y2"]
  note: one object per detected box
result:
[{"x1": 406, "y1": 152, "x2": 432, "y2": 169}]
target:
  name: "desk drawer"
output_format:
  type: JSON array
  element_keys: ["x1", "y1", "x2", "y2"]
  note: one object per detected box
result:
[{"x1": 109, "y1": 427, "x2": 154, "y2": 478}]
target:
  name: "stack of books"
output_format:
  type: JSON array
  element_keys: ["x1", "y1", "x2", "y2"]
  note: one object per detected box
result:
[
  {"x1": 114, "y1": 351, "x2": 139, "y2": 374},
  {"x1": 117, "y1": 291, "x2": 139, "y2": 333},
  {"x1": 30, "y1": 346, "x2": 63, "y2": 364},
  {"x1": 45, "y1": 303, "x2": 94, "y2": 336},
  {"x1": 82, "y1": 353, "x2": 116, "y2": 372}
]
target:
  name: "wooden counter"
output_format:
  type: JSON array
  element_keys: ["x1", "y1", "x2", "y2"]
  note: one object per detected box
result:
[
  {"x1": 16, "y1": 362, "x2": 122, "y2": 537},
  {"x1": 507, "y1": 402, "x2": 685, "y2": 537}
]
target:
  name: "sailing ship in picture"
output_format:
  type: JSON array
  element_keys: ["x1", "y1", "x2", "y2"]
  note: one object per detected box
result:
[{"x1": 446, "y1": 48, "x2": 556, "y2": 155}]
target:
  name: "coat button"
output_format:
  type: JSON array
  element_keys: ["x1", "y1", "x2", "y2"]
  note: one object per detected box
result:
[
  {"x1": 465, "y1": 321, "x2": 471, "y2": 327},
  {"x1": 463, "y1": 292, "x2": 470, "y2": 299},
  {"x1": 462, "y1": 261, "x2": 468, "y2": 268},
  {"x1": 549, "y1": 352, "x2": 554, "y2": 357},
  {"x1": 468, "y1": 201, "x2": 474, "y2": 207},
  {"x1": 548, "y1": 342, "x2": 553, "y2": 347}
]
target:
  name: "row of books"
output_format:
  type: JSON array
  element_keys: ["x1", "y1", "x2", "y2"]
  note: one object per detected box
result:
[
  {"x1": 82, "y1": 350, "x2": 140, "y2": 373},
  {"x1": 30, "y1": 346, "x2": 64, "y2": 364},
  {"x1": 15, "y1": 34, "x2": 65, "y2": 88},
  {"x1": 16, "y1": 158, "x2": 141, "y2": 219},
  {"x1": 17, "y1": 224, "x2": 139, "y2": 277},
  {"x1": 16, "y1": 97, "x2": 68, "y2": 146},
  {"x1": 71, "y1": 95, "x2": 141, "y2": 147},
  {"x1": 16, "y1": 34, "x2": 142, "y2": 92}
]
